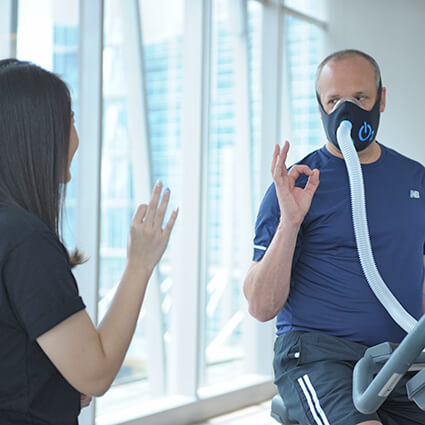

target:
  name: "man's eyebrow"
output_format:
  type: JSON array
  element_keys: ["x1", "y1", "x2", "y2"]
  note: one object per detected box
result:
[
  {"x1": 325, "y1": 93, "x2": 340, "y2": 101},
  {"x1": 325, "y1": 90, "x2": 370, "y2": 100}
]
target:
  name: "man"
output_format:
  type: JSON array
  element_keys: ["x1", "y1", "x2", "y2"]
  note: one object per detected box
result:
[{"x1": 243, "y1": 49, "x2": 425, "y2": 425}]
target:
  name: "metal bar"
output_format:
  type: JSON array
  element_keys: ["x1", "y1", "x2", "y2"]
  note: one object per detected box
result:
[
  {"x1": 168, "y1": 0, "x2": 211, "y2": 397},
  {"x1": 121, "y1": 0, "x2": 165, "y2": 397},
  {"x1": 254, "y1": 0, "x2": 282, "y2": 375},
  {"x1": 74, "y1": 0, "x2": 104, "y2": 423},
  {"x1": 228, "y1": 0, "x2": 259, "y2": 376},
  {"x1": 9, "y1": 0, "x2": 18, "y2": 57}
]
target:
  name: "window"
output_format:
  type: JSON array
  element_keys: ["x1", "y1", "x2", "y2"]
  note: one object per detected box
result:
[
  {"x1": 281, "y1": 1, "x2": 327, "y2": 166},
  {"x1": 13, "y1": 0, "x2": 79, "y2": 247},
  {"x1": 248, "y1": 0, "x2": 263, "y2": 216},
  {"x1": 284, "y1": 0, "x2": 327, "y2": 22},
  {"x1": 3, "y1": 1, "x2": 326, "y2": 423},
  {"x1": 97, "y1": 0, "x2": 184, "y2": 421}
]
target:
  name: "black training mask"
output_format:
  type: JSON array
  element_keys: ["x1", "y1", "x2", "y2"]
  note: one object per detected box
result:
[{"x1": 318, "y1": 83, "x2": 382, "y2": 152}]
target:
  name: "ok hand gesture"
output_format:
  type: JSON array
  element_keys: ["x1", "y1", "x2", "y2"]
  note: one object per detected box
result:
[{"x1": 271, "y1": 141, "x2": 320, "y2": 227}]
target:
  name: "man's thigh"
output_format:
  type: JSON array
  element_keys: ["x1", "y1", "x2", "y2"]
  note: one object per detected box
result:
[
  {"x1": 275, "y1": 358, "x2": 380, "y2": 425},
  {"x1": 273, "y1": 331, "x2": 425, "y2": 425}
]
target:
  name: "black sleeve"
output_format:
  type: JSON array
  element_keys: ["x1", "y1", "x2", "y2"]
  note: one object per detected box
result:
[{"x1": 3, "y1": 231, "x2": 86, "y2": 341}]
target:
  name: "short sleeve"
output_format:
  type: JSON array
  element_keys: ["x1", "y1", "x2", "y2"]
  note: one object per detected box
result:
[
  {"x1": 253, "y1": 184, "x2": 280, "y2": 261},
  {"x1": 3, "y1": 231, "x2": 86, "y2": 340},
  {"x1": 252, "y1": 183, "x2": 303, "y2": 267}
]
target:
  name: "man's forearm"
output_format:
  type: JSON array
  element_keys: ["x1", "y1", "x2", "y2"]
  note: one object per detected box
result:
[{"x1": 243, "y1": 221, "x2": 300, "y2": 321}]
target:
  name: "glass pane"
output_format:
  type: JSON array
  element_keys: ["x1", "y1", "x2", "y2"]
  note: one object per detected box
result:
[
  {"x1": 15, "y1": 0, "x2": 79, "y2": 247},
  {"x1": 96, "y1": 0, "x2": 183, "y2": 421},
  {"x1": 203, "y1": 0, "x2": 240, "y2": 388},
  {"x1": 100, "y1": 0, "x2": 135, "y2": 385},
  {"x1": 284, "y1": 15, "x2": 325, "y2": 166},
  {"x1": 201, "y1": 0, "x2": 263, "y2": 391},
  {"x1": 0, "y1": 1, "x2": 15, "y2": 58},
  {"x1": 141, "y1": 0, "x2": 184, "y2": 361},
  {"x1": 99, "y1": 0, "x2": 144, "y2": 395},
  {"x1": 248, "y1": 0, "x2": 263, "y2": 211},
  {"x1": 284, "y1": 0, "x2": 327, "y2": 21}
]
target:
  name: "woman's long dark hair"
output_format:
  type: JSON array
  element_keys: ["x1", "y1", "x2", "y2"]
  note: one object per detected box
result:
[{"x1": 0, "y1": 59, "x2": 83, "y2": 266}]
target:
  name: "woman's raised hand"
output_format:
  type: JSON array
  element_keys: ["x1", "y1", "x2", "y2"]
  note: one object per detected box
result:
[
  {"x1": 271, "y1": 141, "x2": 320, "y2": 227},
  {"x1": 127, "y1": 181, "x2": 178, "y2": 274},
  {"x1": 36, "y1": 181, "x2": 178, "y2": 398}
]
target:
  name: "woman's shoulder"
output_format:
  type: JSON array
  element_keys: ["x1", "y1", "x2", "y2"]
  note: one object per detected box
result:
[{"x1": 0, "y1": 203, "x2": 58, "y2": 254}]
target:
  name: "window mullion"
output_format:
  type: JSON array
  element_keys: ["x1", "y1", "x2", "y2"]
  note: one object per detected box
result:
[
  {"x1": 121, "y1": 0, "x2": 166, "y2": 397},
  {"x1": 74, "y1": 1, "x2": 104, "y2": 424}
]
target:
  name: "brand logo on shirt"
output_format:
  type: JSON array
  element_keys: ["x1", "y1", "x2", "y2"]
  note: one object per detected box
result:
[{"x1": 410, "y1": 190, "x2": 420, "y2": 199}]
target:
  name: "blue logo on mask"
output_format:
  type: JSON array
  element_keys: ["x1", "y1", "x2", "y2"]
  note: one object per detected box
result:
[{"x1": 359, "y1": 121, "x2": 374, "y2": 142}]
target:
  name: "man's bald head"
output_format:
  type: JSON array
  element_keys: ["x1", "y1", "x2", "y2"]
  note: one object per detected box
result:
[{"x1": 315, "y1": 49, "x2": 381, "y2": 96}]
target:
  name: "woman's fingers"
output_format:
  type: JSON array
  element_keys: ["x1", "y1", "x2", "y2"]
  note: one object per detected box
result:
[
  {"x1": 164, "y1": 207, "x2": 179, "y2": 235},
  {"x1": 155, "y1": 187, "x2": 171, "y2": 227},
  {"x1": 144, "y1": 181, "x2": 163, "y2": 223},
  {"x1": 132, "y1": 203, "x2": 148, "y2": 224},
  {"x1": 126, "y1": 181, "x2": 179, "y2": 273},
  {"x1": 135, "y1": 183, "x2": 177, "y2": 232}
]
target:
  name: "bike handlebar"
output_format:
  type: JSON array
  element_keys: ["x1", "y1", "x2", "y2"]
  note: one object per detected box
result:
[{"x1": 353, "y1": 314, "x2": 425, "y2": 413}]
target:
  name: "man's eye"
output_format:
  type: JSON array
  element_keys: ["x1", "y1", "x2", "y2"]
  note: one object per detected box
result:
[
  {"x1": 328, "y1": 99, "x2": 338, "y2": 104},
  {"x1": 356, "y1": 96, "x2": 366, "y2": 101}
]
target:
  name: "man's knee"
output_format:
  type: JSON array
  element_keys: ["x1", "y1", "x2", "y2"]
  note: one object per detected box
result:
[{"x1": 357, "y1": 421, "x2": 382, "y2": 425}]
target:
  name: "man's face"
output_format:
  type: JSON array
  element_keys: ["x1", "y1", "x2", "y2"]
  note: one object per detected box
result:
[{"x1": 318, "y1": 56, "x2": 381, "y2": 115}]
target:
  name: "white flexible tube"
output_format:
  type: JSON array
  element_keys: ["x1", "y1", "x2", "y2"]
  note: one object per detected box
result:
[{"x1": 336, "y1": 120, "x2": 417, "y2": 333}]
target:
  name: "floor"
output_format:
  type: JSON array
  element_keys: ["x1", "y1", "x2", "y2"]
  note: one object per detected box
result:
[{"x1": 194, "y1": 400, "x2": 276, "y2": 425}]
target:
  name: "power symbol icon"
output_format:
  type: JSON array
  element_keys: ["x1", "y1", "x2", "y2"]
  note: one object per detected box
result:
[{"x1": 358, "y1": 121, "x2": 374, "y2": 142}]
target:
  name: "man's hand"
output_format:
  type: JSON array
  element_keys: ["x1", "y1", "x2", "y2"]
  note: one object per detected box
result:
[
  {"x1": 243, "y1": 141, "x2": 316, "y2": 321},
  {"x1": 271, "y1": 141, "x2": 320, "y2": 226},
  {"x1": 81, "y1": 394, "x2": 93, "y2": 409}
]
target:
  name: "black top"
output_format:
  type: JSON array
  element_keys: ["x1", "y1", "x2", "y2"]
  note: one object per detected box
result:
[{"x1": 0, "y1": 204, "x2": 86, "y2": 424}]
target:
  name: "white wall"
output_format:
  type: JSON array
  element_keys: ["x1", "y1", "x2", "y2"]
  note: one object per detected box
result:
[{"x1": 326, "y1": 0, "x2": 425, "y2": 163}]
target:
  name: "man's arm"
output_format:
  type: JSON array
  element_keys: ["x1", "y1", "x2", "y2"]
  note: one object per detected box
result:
[
  {"x1": 243, "y1": 142, "x2": 319, "y2": 322},
  {"x1": 243, "y1": 221, "x2": 299, "y2": 322}
]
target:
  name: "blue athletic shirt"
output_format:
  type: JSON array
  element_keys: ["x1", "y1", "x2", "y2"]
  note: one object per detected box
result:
[{"x1": 253, "y1": 144, "x2": 425, "y2": 346}]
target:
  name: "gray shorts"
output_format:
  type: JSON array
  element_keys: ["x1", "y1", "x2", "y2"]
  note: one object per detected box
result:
[{"x1": 273, "y1": 331, "x2": 425, "y2": 425}]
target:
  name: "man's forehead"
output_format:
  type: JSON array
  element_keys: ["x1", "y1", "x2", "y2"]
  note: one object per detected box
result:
[{"x1": 318, "y1": 56, "x2": 376, "y2": 94}]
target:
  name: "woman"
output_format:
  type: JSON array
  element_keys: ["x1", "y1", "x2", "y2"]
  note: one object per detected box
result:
[{"x1": 0, "y1": 59, "x2": 178, "y2": 424}]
